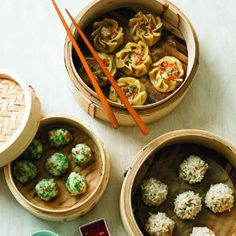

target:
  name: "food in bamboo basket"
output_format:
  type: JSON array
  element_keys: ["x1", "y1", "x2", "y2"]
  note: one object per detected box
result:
[
  {"x1": 13, "y1": 160, "x2": 38, "y2": 183},
  {"x1": 71, "y1": 143, "x2": 94, "y2": 167},
  {"x1": 72, "y1": 9, "x2": 188, "y2": 106},
  {"x1": 48, "y1": 128, "x2": 73, "y2": 147},
  {"x1": 115, "y1": 41, "x2": 152, "y2": 77},
  {"x1": 141, "y1": 178, "x2": 168, "y2": 206},
  {"x1": 174, "y1": 191, "x2": 202, "y2": 220},
  {"x1": 81, "y1": 52, "x2": 117, "y2": 86},
  {"x1": 205, "y1": 183, "x2": 234, "y2": 213},
  {"x1": 66, "y1": 172, "x2": 87, "y2": 196},
  {"x1": 22, "y1": 139, "x2": 43, "y2": 161},
  {"x1": 45, "y1": 153, "x2": 69, "y2": 176},
  {"x1": 190, "y1": 227, "x2": 215, "y2": 236},
  {"x1": 65, "y1": 0, "x2": 199, "y2": 125},
  {"x1": 35, "y1": 178, "x2": 59, "y2": 202},
  {"x1": 179, "y1": 155, "x2": 209, "y2": 185},
  {"x1": 129, "y1": 11, "x2": 163, "y2": 47},
  {"x1": 91, "y1": 18, "x2": 124, "y2": 53},
  {"x1": 145, "y1": 212, "x2": 175, "y2": 236},
  {"x1": 122, "y1": 134, "x2": 236, "y2": 235},
  {"x1": 109, "y1": 77, "x2": 147, "y2": 105},
  {"x1": 149, "y1": 56, "x2": 184, "y2": 93}
]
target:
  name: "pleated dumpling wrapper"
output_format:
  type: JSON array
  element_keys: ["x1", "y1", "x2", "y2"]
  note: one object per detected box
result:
[
  {"x1": 81, "y1": 52, "x2": 117, "y2": 87},
  {"x1": 149, "y1": 56, "x2": 184, "y2": 93},
  {"x1": 115, "y1": 41, "x2": 152, "y2": 77},
  {"x1": 91, "y1": 18, "x2": 124, "y2": 53},
  {"x1": 129, "y1": 11, "x2": 163, "y2": 47},
  {"x1": 109, "y1": 77, "x2": 147, "y2": 105}
]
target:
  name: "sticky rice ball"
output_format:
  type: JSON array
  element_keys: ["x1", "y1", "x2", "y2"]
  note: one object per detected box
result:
[
  {"x1": 22, "y1": 139, "x2": 43, "y2": 160},
  {"x1": 141, "y1": 178, "x2": 168, "y2": 206},
  {"x1": 45, "y1": 153, "x2": 69, "y2": 176},
  {"x1": 35, "y1": 178, "x2": 58, "y2": 201},
  {"x1": 71, "y1": 143, "x2": 94, "y2": 167},
  {"x1": 145, "y1": 212, "x2": 175, "y2": 236},
  {"x1": 174, "y1": 191, "x2": 202, "y2": 220},
  {"x1": 179, "y1": 155, "x2": 209, "y2": 184},
  {"x1": 13, "y1": 160, "x2": 37, "y2": 183},
  {"x1": 48, "y1": 128, "x2": 73, "y2": 147},
  {"x1": 190, "y1": 227, "x2": 215, "y2": 236},
  {"x1": 205, "y1": 183, "x2": 234, "y2": 213},
  {"x1": 66, "y1": 172, "x2": 87, "y2": 196}
]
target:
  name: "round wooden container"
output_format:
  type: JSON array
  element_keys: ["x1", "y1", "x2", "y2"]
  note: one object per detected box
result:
[
  {"x1": 4, "y1": 115, "x2": 110, "y2": 221},
  {"x1": 0, "y1": 71, "x2": 41, "y2": 167},
  {"x1": 120, "y1": 129, "x2": 236, "y2": 235},
  {"x1": 64, "y1": 0, "x2": 199, "y2": 126}
]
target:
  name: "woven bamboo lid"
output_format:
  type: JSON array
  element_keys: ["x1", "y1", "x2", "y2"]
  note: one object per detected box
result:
[{"x1": 0, "y1": 71, "x2": 41, "y2": 167}]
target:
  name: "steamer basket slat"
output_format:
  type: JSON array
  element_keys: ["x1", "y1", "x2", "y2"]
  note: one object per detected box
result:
[{"x1": 64, "y1": 0, "x2": 199, "y2": 126}]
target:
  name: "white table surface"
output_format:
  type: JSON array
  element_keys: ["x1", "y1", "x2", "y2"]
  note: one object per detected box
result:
[{"x1": 1, "y1": 0, "x2": 236, "y2": 235}]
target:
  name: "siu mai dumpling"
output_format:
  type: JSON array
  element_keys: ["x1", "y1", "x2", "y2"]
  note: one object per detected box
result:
[
  {"x1": 115, "y1": 41, "x2": 152, "y2": 77},
  {"x1": 149, "y1": 56, "x2": 184, "y2": 93},
  {"x1": 91, "y1": 18, "x2": 124, "y2": 53},
  {"x1": 129, "y1": 11, "x2": 163, "y2": 47},
  {"x1": 81, "y1": 52, "x2": 117, "y2": 86},
  {"x1": 109, "y1": 77, "x2": 147, "y2": 105}
]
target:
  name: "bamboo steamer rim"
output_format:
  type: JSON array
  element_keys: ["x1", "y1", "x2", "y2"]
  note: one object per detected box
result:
[
  {"x1": 120, "y1": 129, "x2": 236, "y2": 236},
  {"x1": 64, "y1": 0, "x2": 199, "y2": 111},
  {"x1": 4, "y1": 114, "x2": 110, "y2": 214}
]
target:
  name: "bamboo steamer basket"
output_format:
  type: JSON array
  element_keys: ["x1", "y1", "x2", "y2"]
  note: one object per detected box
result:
[
  {"x1": 1, "y1": 72, "x2": 110, "y2": 221},
  {"x1": 64, "y1": 0, "x2": 199, "y2": 126},
  {"x1": 120, "y1": 129, "x2": 236, "y2": 236},
  {"x1": 0, "y1": 71, "x2": 41, "y2": 167}
]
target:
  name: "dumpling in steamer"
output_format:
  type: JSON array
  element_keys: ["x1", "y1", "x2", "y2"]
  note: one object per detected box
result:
[
  {"x1": 81, "y1": 52, "x2": 117, "y2": 86},
  {"x1": 145, "y1": 212, "x2": 175, "y2": 236},
  {"x1": 129, "y1": 11, "x2": 163, "y2": 47},
  {"x1": 140, "y1": 178, "x2": 168, "y2": 206},
  {"x1": 149, "y1": 56, "x2": 184, "y2": 93},
  {"x1": 66, "y1": 172, "x2": 87, "y2": 196},
  {"x1": 91, "y1": 18, "x2": 124, "y2": 53},
  {"x1": 13, "y1": 160, "x2": 37, "y2": 183},
  {"x1": 109, "y1": 77, "x2": 147, "y2": 105},
  {"x1": 35, "y1": 178, "x2": 58, "y2": 202},
  {"x1": 205, "y1": 183, "x2": 234, "y2": 213},
  {"x1": 115, "y1": 41, "x2": 152, "y2": 77}
]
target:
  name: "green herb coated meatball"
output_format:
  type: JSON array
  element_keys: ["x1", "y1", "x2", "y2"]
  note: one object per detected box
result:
[
  {"x1": 35, "y1": 178, "x2": 58, "y2": 201},
  {"x1": 66, "y1": 172, "x2": 87, "y2": 196},
  {"x1": 23, "y1": 139, "x2": 43, "y2": 160},
  {"x1": 71, "y1": 143, "x2": 94, "y2": 167},
  {"x1": 45, "y1": 153, "x2": 69, "y2": 176},
  {"x1": 13, "y1": 160, "x2": 37, "y2": 183},
  {"x1": 48, "y1": 128, "x2": 73, "y2": 147}
]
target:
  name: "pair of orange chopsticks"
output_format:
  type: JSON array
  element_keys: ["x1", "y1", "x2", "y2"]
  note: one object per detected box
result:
[{"x1": 51, "y1": 0, "x2": 149, "y2": 135}]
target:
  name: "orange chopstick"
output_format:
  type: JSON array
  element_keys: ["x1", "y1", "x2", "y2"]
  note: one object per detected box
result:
[
  {"x1": 65, "y1": 9, "x2": 149, "y2": 136},
  {"x1": 51, "y1": 0, "x2": 119, "y2": 129}
]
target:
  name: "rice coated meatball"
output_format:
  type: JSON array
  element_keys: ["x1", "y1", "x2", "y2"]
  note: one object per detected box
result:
[
  {"x1": 35, "y1": 178, "x2": 58, "y2": 201},
  {"x1": 45, "y1": 153, "x2": 69, "y2": 176},
  {"x1": 13, "y1": 160, "x2": 37, "y2": 183},
  {"x1": 174, "y1": 191, "x2": 202, "y2": 220},
  {"x1": 179, "y1": 155, "x2": 209, "y2": 184},
  {"x1": 190, "y1": 227, "x2": 215, "y2": 236},
  {"x1": 141, "y1": 178, "x2": 168, "y2": 206},
  {"x1": 205, "y1": 183, "x2": 234, "y2": 213},
  {"x1": 145, "y1": 212, "x2": 175, "y2": 236}
]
